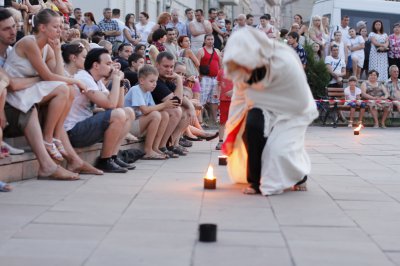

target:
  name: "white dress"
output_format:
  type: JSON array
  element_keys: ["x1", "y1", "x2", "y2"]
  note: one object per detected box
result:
[
  {"x1": 369, "y1": 32, "x2": 389, "y2": 81},
  {"x1": 4, "y1": 43, "x2": 65, "y2": 113},
  {"x1": 223, "y1": 28, "x2": 318, "y2": 196}
]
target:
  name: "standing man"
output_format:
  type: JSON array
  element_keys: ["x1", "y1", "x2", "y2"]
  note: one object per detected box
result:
[
  {"x1": 69, "y1": 8, "x2": 84, "y2": 29},
  {"x1": 287, "y1": 32, "x2": 307, "y2": 69},
  {"x1": 98, "y1": 8, "x2": 121, "y2": 46},
  {"x1": 246, "y1": 14, "x2": 254, "y2": 27},
  {"x1": 325, "y1": 45, "x2": 346, "y2": 88},
  {"x1": 164, "y1": 28, "x2": 179, "y2": 60},
  {"x1": 166, "y1": 9, "x2": 187, "y2": 37},
  {"x1": 189, "y1": 9, "x2": 212, "y2": 54},
  {"x1": 233, "y1": 14, "x2": 248, "y2": 32},
  {"x1": 111, "y1": 8, "x2": 125, "y2": 53},
  {"x1": 208, "y1": 8, "x2": 225, "y2": 50},
  {"x1": 197, "y1": 34, "x2": 221, "y2": 126},
  {"x1": 331, "y1": 15, "x2": 350, "y2": 44},
  {"x1": 184, "y1": 8, "x2": 194, "y2": 39}
]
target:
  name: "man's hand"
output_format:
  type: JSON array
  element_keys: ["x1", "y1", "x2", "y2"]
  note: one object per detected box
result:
[{"x1": 163, "y1": 98, "x2": 180, "y2": 109}]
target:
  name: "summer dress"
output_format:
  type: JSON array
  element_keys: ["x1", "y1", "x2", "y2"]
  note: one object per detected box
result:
[{"x1": 4, "y1": 42, "x2": 65, "y2": 113}]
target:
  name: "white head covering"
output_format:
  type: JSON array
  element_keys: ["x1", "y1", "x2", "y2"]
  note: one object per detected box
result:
[{"x1": 223, "y1": 27, "x2": 274, "y2": 70}]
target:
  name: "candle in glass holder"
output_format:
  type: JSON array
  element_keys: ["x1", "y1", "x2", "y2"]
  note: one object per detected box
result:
[
  {"x1": 218, "y1": 155, "x2": 228, "y2": 165},
  {"x1": 204, "y1": 165, "x2": 216, "y2": 189}
]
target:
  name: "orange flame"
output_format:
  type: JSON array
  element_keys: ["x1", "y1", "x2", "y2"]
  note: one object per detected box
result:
[
  {"x1": 205, "y1": 165, "x2": 215, "y2": 180},
  {"x1": 354, "y1": 124, "x2": 362, "y2": 132}
]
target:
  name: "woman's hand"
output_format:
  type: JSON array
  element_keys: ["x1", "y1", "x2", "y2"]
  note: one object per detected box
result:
[
  {"x1": 75, "y1": 80, "x2": 88, "y2": 94},
  {"x1": 48, "y1": 38, "x2": 62, "y2": 53}
]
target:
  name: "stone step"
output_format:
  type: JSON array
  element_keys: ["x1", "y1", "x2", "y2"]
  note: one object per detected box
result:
[{"x1": 0, "y1": 140, "x2": 144, "y2": 183}]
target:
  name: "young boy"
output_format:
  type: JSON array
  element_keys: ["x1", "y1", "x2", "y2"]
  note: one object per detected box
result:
[
  {"x1": 344, "y1": 76, "x2": 366, "y2": 127},
  {"x1": 124, "y1": 53, "x2": 145, "y2": 87},
  {"x1": 215, "y1": 51, "x2": 233, "y2": 150},
  {"x1": 125, "y1": 65, "x2": 180, "y2": 159}
]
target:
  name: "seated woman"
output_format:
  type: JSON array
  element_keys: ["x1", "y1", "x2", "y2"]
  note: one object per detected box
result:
[
  {"x1": 145, "y1": 28, "x2": 167, "y2": 65},
  {"x1": 361, "y1": 70, "x2": 392, "y2": 128},
  {"x1": 4, "y1": 9, "x2": 87, "y2": 162}
]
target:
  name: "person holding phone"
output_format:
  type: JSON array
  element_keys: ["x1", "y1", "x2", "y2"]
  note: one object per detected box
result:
[{"x1": 222, "y1": 27, "x2": 318, "y2": 196}]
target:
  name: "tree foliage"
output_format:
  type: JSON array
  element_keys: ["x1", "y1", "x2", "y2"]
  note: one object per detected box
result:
[{"x1": 304, "y1": 44, "x2": 330, "y2": 99}]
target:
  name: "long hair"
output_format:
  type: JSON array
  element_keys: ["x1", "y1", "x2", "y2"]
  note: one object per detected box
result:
[
  {"x1": 125, "y1": 13, "x2": 136, "y2": 32},
  {"x1": 84, "y1": 12, "x2": 96, "y2": 24},
  {"x1": 32, "y1": 9, "x2": 60, "y2": 34}
]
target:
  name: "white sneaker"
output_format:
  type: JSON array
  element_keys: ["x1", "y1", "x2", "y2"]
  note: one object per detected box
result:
[{"x1": 2, "y1": 142, "x2": 24, "y2": 155}]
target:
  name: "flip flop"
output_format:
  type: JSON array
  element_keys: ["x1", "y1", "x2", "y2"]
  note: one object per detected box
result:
[
  {"x1": 141, "y1": 154, "x2": 167, "y2": 160},
  {"x1": 0, "y1": 181, "x2": 11, "y2": 192}
]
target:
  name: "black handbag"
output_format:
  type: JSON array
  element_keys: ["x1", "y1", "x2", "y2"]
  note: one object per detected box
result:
[{"x1": 199, "y1": 48, "x2": 215, "y2": 76}]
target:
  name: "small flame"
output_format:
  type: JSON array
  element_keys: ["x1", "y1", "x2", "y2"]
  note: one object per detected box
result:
[
  {"x1": 354, "y1": 124, "x2": 362, "y2": 132},
  {"x1": 205, "y1": 165, "x2": 215, "y2": 180}
]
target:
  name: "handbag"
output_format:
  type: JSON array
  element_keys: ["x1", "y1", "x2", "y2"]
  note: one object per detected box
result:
[{"x1": 199, "y1": 48, "x2": 215, "y2": 76}]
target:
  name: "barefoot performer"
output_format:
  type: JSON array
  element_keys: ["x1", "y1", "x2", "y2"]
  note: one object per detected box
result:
[{"x1": 222, "y1": 28, "x2": 318, "y2": 196}]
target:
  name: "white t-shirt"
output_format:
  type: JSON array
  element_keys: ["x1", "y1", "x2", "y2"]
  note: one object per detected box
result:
[
  {"x1": 124, "y1": 85, "x2": 155, "y2": 118},
  {"x1": 325, "y1": 55, "x2": 346, "y2": 84},
  {"x1": 344, "y1": 86, "x2": 362, "y2": 101},
  {"x1": 349, "y1": 36, "x2": 365, "y2": 58},
  {"x1": 331, "y1": 40, "x2": 347, "y2": 61},
  {"x1": 64, "y1": 70, "x2": 109, "y2": 131},
  {"x1": 113, "y1": 19, "x2": 125, "y2": 42},
  {"x1": 136, "y1": 21, "x2": 156, "y2": 45}
]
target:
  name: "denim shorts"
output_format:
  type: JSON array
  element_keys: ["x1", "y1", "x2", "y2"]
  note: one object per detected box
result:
[{"x1": 67, "y1": 110, "x2": 112, "y2": 148}]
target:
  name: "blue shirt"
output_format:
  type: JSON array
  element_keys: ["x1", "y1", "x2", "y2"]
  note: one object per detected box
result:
[
  {"x1": 124, "y1": 85, "x2": 155, "y2": 118},
  {"x1": 98, "y1": 18, "x2": 120, "y2": 43},
  {"x1": 293, "y1": 44, "x2": 307, "y2": 66}
]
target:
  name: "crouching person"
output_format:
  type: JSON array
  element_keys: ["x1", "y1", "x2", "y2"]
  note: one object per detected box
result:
[
  {"x1": 64, "y1": 48, "x2": 135, "y2": 173},
  {"x1": 125, "y1": 65, "x2": 180, "y2": 159}
]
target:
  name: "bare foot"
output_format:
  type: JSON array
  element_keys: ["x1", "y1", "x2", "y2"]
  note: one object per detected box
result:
[
  {"x1": 242, "y1": 186, "x2": 261, "y2": 195},
  {"x1": 68, "y1": 161, "x2": 103, "y2": 175},
  {"x1": 38, "y1": 165, "x2": 80, "y2": 181},
  {"x1": 126, "y1": 133, "x2": 138, "y2": 142}
]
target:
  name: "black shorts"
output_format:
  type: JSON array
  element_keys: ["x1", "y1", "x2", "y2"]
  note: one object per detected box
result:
[
  {"x1": 67, "y1": 110, "x2": 112, "y2": 148},
  {"x1": 3, "y1": 103, "x2": 34, "y2": 138}
]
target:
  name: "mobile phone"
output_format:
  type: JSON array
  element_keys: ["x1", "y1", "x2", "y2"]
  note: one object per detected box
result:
[{"x1": 172, "y1": 96, "x2": 181, "y2": 104}]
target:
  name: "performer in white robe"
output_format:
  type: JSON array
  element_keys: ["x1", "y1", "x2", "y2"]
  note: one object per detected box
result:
[{"x1": 222, "y1": 27, "x2": 318, "y2": 196}]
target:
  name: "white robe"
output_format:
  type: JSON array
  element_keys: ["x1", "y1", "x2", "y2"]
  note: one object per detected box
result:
[{"x1": 223, "y1": 28, "x2": 319, "y2": 195}]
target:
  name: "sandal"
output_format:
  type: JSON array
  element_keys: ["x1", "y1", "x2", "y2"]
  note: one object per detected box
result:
[
  {"x1": 160, "y1": 147, "x2": 178, "y2": 158},
  {"x1": 1, "y1": 145, "x2": 10, "y2": 157},
  {"x1": 53, "y1": 138, "x2": 67, "y2": 157},
  {"x1": 142, "y1": 154, "x2": 167, "y2": 160},
  {"x1": 44, "y1": 141, "x2": 64, "y2": 162},
  {"x1": 0, "y1": 181, "x2": 12, "y2": 192}
]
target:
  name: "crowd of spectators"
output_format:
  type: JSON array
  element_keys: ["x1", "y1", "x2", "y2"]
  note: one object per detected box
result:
[{"x1": 0, "y1": 0, "x2": 400, "y2": 192}]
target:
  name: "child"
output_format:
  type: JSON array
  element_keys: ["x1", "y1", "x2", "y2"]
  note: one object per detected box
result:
[
  {"x1": 344, "y1": 76, "x2": 366, "y2": 127},
  {"x1": 217, "y1": 11, "x2": 226, "y2": 33},
  {"x1": 216, "y1": 51, "x2": 233, "y2": 150},
  {"x1": 124, "y1": 65, "x2": 180, "y2": 159},
  {"x1": 124, "y1": 53, "x2": 145, "y2": 87}
]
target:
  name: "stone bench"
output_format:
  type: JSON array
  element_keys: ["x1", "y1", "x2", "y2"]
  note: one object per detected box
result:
[{"x1": 0, "y1": 137, "x2": 143, "y2": 183}]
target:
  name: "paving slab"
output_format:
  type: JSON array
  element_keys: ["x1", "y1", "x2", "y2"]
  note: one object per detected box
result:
[{"x1": 1, "y1": 127, "x2": 400, "y2": 266}]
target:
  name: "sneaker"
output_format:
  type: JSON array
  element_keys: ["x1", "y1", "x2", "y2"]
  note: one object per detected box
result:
[
  {"x1": 113, "y1": 156, "x2": 136, "y2": 170},
  {"x1": 1, "y1": 142, "x2": 24, "y2": 155},
  {"x1": 215, "y1": 141, "x2": 223, "y2": 150},
  {"x1": 179, "y1": 137, "x2": 193, "y2": 148},
  {"x1": 96, "y1": 158, "x2": 128, "y2": 173}
]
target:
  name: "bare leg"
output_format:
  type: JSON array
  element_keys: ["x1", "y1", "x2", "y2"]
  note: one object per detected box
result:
[
  {"x1": 358, "y1": 106, "x2": 366, "y2": 124},
  {"x1": 53, "y1": 86, "x2": 74, "y2": 140},
  {"x1": 111, "y1": 108, "x2": 134, "y2": 156},
  {"x1": 40, "y1": 85, "x2": 69, "y2": 143},
  {"x1": 170, "y1": 108, "x2": 190, "y2": 146},
  {"x1": 160, "y1": 107, "x2": 181, "y2": 148},
  {"x1": 135, "y1": 111, "x2": 161, "y2": 157},
  {"x1": 154, "y1": 111, "x2": 169, "y2": 153},
  {"x1": 370, "y1": 107, "x2": 379, "y2": 127},
  {"x1": 101, "y1": 109, "x2": 127, "y2": 158},
  {"x1": 24, "y1": 108, "x2": 78, "y2": 179},
  {"x1": 349, "y1": 107, "x2": 355, "y2": 126},
  {"x1": 210, "y1": 103, "x2": 219, "y2": 125},
  {"x1": 352, "y1": 57, "x2": 358, "y2": 79},
  {"x1": 381, "y1": 107, "x2": 390, "y2": 128}
]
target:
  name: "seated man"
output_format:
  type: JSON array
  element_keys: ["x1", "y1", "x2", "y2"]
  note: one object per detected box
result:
[
  {"x1": 152, "y1": 52, "x2": 196, "y2": 157},
  {"x1": 125, "y1": 64, "x2": 179, "y2": 159},
  {"x1": 124, "y1": 53, "x2": 145, "y2": 87},
  {"x1": 65, "y1": 48, "x2": 135, "y2": 173},
  {"x1": 113, "y1": 43, "x2": 133, "y2": 71}
]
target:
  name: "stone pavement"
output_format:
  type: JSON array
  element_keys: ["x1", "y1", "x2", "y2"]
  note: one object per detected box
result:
[{"x1": 1, "y1": 126, "x2": 400, "y2": 266}]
